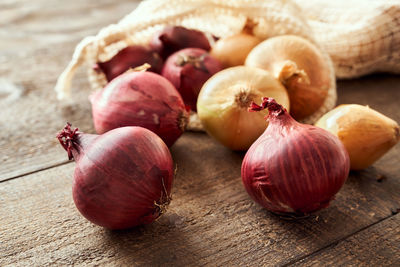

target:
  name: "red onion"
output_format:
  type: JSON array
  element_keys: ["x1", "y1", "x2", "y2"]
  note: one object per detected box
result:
[
  {"x1": 57, "y1": 123, "x2": 174, "y2": 229},
  {"x1": 150, "y1": 26, "x2": 211, "y2": 59},
  {"x1": 161, "y1": 48, "x2": 222, "y2": 111},
  {"x1": 90, "y1": 71, "x2": 189, "y2": 147},
  {"x1": 95, "y1": 45, "x2": 163, "y2": 81},
  {"x1": 241, "y1": 98, "x2": 350, "y2": 215}
]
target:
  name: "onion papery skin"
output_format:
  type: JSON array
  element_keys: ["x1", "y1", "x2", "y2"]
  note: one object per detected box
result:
[
  {"x1": 241, "y1": 98, "x2": 350, "y2": 215},
  {"x1": 197, "y1": 66, "x2": 290, "y2": 151},
  {"x1": 150, "y1": 26, "x2": 211, "y2": 59},
  {"x1": 90, "y1": 71, "x2": 188, "y2": 147},
  {"x1": 245, "y1": 35, "x2": 332, "y2": 121},
  {"x1": 162, "y1": 48, "x2": 222, "y2": 111},
  {"x1": 96, "y1": 45, "x2": 163, "y2": 81},
  {"x1": 57, "y1": 124, "x2": 174, "y2": 229}
]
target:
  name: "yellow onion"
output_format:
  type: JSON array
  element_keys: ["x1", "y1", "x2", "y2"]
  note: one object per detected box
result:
[
  {"x1": 315, "y1": 104, "x2": 400, "y2": 170},
  {"x1": 245, "y1": 35, "x2": 332, "y2": 121},
  {"x1": 197, "y1": 66, "x2": 289, "y2": 150},
  {"x1": 210, "y1": 33, "x2": 261, "y2": 68}
]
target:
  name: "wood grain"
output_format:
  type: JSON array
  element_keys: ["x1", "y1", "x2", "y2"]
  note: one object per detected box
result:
[
  {"x1": 293, "y1": 213, "x2": 400, "y2": 266},
  {"x1": 0, "y1": 0, "x2": 141, "y2": 181},
  {"x1": 1, "y1": 132, "x2": 399, "y2": 266}
]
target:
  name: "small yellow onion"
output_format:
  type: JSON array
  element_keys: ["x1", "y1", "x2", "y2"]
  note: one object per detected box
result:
[
  {"x1": 245, "y1": 35, "x2": 332, "y2": 121},
  {"x1": 210, "y1": 33, "x2": 261, "y2": 68},
  {"x1": 197, "y1": 66, "x2": 290, "y2": 150},
  {"x1": 315, "y1": 104, "x2": 400, "y2": 170}
]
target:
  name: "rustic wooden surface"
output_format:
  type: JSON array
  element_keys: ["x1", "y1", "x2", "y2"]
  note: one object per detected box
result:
[
  {"x1": 0, "y1": 0, "x2": 141, "y2": 181},
  {"x1": 1, "y1": 1, "x2": 399, "y2": 266}
]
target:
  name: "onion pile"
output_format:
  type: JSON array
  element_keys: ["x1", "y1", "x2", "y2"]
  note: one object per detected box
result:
[
  {"x1": 242, "y1": 98, "x2": 350, "y2": 215},
  {"x1": 57, "y1": 123, "x2": 174, "y2": 229},
  {"x1": 90, "y1": 70, "x2": 188, "y2": 147},
  {"x1": 59, "y1": 24, "x2": 390, "y2": 229},
  {"x1": 90, "y1": 25, "x2": 218, "y2": 146}
]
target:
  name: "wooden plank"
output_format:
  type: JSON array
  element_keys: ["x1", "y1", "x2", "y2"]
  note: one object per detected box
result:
[
  {"x1": 0, "y1": 0, "x2": 140, "y2": 57},
  {"x1": 293, "y1": 213, "x2": 400, "y2": 266},
  {"x1": 0, "y1": 0, "x2": 141, "y2": 180},
  {"x1": 1, "y1": 132, "x2": 399, "y2": 266}
]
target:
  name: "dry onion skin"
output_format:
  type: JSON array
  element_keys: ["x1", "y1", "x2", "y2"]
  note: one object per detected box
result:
[
  {"x1": 245, "y1": 35, "x2": 333, "y2": 121},
  {"x1": 197, "y1": 66, "x2": 290, "y2": 151},
  {"x1": 315, "y1": 104, "x2": 400, "y2": 170},
  {"x1": 210, "y1": 33, "x2": 261, "y2": 68}
]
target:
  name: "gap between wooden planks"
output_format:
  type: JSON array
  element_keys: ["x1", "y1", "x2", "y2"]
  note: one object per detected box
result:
[
  {"x1": 1, "y1": 132, "x2": 399, "y2": 266},
  {"x1": 292, "y1": 213, "x2": 400, "y2": 266}
]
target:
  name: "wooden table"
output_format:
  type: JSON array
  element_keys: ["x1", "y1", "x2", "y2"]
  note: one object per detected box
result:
[{"x1": 1, "y1": 1, "x2": 399, "y2": 266}]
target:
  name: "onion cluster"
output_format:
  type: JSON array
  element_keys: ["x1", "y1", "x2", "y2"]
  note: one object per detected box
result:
[
  {"x1": 59, "y1": 24, "x2": 395, "y2": 230},
  {"x1": 61, "y1": 26, "x2": 219, "y2": 229},
  {"x1": 91, "y1": 26, "x2": 219, "y2": 143}
]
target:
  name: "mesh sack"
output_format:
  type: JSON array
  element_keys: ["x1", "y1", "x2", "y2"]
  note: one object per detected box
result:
[
  {"x1": 293, "y1": 0, "x2": 400, "y2": 78},
  {"x1": 57, "y1": 0, "x2": 368, "y2": 129}
]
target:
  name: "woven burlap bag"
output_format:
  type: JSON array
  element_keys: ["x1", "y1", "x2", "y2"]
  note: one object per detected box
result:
[{"x1": 55, "y1": 0, "x2": 399, "y2": 129}]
